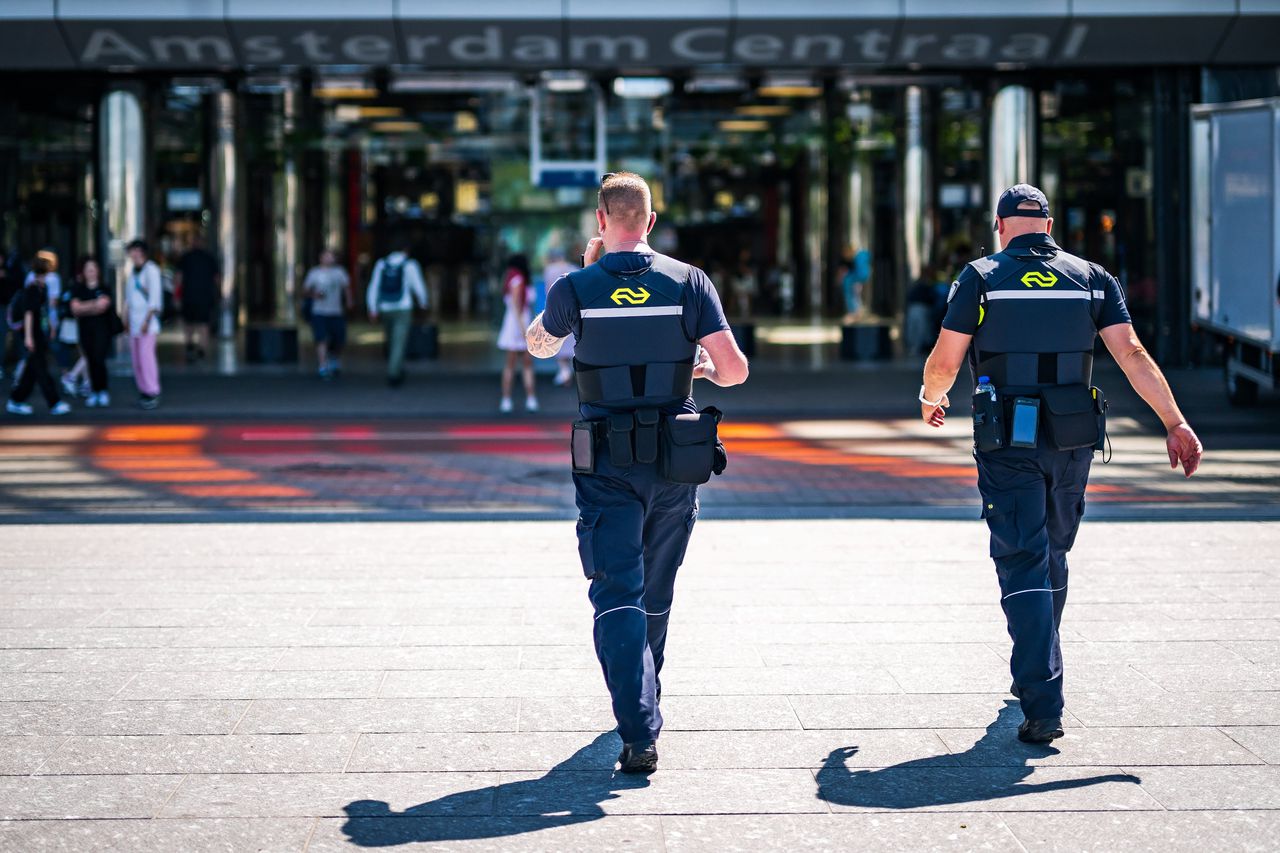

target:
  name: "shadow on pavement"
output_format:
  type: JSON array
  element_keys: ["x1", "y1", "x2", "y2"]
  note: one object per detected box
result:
[
  {"x1": 339, "y1": 732, "x2": 647, "y2": 847},
  {"x1": 815, "y1": 700, "x2": 1140, "y2": 810}
]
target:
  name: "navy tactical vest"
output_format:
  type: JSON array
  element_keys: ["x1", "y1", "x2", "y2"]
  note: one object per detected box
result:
[
  {"x1": 968, "y1": 235, "x2": 1103, "y2": 395},
  {"x1": 570, "y1": 252, "x2": 697, "y2": 411}
]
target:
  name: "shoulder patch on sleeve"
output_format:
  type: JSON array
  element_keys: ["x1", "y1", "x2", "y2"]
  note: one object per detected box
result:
[{"x1": 947, "y1": 280, "x2": 960, "y2": 303}]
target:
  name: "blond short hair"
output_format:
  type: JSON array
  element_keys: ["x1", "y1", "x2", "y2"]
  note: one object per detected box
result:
[{"x1": 599, "y1": 172, "x2": 652, "y2": 229}]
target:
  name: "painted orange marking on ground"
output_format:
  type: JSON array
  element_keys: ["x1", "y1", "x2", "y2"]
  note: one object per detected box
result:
[
  {"x1": 720, "y1": 423, "x2": 785, "y2": 440},
  {"x1": 93, "y1": 458, "x2": 222, "y2": 471},
  {"x1": 172, "y1": 484, "x2": 309, "y2": 498},
  {"x1": 91, "y1": 444, "x2": 202, "y2": 458},
  {"x1": 126, "y1": 469, "x2": 258, "y2": 483},
  {"x1": 101, "y1": 425, "x2": 208, "y2": 443}
]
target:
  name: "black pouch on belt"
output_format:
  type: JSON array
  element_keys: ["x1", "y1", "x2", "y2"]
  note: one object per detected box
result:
[
  {"x1": 1091, "y1": 386, "x2": 1108, "y2": 451},
  {"x1": 607, "y1": 413, "x2": 635, "y2": 466},
  {"x1": 660, "y1": 407, "x2": 723, "y2": 484},
  {"x1": 634, "y1": 408, "x2": 660, "y2": 464},
  {"x1": 571, "y1": 420, "x2": 598, "y2": 473},
  {"x1": 972, "y1": 390, "x2": 1005, "y2": 452},
  {"x1": 1040, "y1": 383, "x2": 1102, "y2": 450}
]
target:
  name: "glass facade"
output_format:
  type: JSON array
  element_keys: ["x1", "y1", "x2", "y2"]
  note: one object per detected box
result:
[{"x1": 0, "y1": 64, "x2": 1275, "y2": 362}]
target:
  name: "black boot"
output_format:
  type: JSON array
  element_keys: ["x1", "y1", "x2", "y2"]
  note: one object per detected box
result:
[
  {"x1": 1017, "y1": 717, "x2": 1064, "y2": 744},
  {"x1": 618, "y1": 741, "x2": 658, "y2": 774}
]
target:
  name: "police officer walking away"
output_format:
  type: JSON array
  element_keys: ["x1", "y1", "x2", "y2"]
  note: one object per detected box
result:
[
  {"x1": 526, "y1": 172, "x2": 749, "y2": 773},
  {"x1": 919, "y1": 185, "x2": 1203, "y2": 744}
]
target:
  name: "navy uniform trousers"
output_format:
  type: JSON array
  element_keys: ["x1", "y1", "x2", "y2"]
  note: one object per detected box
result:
[
  {"x1": 975, "y1": 445, "x2": 1092, "y2": 721},
  {"x1": 574, "y1": 454, "x2": 698, "y2": 746}
]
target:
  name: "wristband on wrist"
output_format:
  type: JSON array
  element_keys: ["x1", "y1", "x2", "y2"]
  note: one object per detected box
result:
[{"x1": 919, "y1": 385, "x2": 944, "y2": 407}]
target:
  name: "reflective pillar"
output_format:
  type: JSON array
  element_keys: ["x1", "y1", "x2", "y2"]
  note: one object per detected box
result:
[
  {"x1": 273, "y1": 82, "x2": 300, "y2": 326},
  {"x1": 98, "y1": 88, "x2": 145, "y2": 317},
  {"x1": 901, "y1": 86, "x2": 933, "y2": 287},
  {"x1": 212, "y1": 89, "x2": 240, "y2": 373},
  {"x1": 989, "y1": 84, "x2": 1037, "y2": 241}
]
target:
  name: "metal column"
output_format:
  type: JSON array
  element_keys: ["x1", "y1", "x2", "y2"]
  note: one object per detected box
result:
[
  {"x1": 901, "y1": 85, "x2": 933, "y2": 286},
  {"x1": 988, "y1": 84, "x2": 1037, "y2": 242},
  {"x1": 98, "y1": 88, "x2": 146, "y2": 317},
  {"x1": 273, "y1": 81, "x2": 300, "y2": 326},
  {"x1": 212, "y1": 88, "x2": 240, "y2": 369}
]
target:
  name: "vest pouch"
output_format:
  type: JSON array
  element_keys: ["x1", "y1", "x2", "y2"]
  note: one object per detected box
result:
[
  {"x1": 634, "y1": 409, "x2": 660, "y2": 464},
  {"x1": 1039, "y1": 384, "x2": 1101, "y2": 450},
  {"x1": 660, "y1": 408, "x2": 723, "y2": 485},
  {"x1": 972, "y1": 390, "x2": 1005, "y2": 452},
  {"x1": 571, "y1": 420, "x2": 599, "y2": 474},
  {"x1": 1092, "y1": 386, "x2": 1108, "y2": 451},
  {"x1": 607, "y1": 413, "x2": 635, "y2": 467}
]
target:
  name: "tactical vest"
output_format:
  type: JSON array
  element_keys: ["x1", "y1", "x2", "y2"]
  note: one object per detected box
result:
[
  {"x1": 969, "y1": 242, "x2": 1103, "y2": 394},
  {"x1": 571, "y1": 253, "x2": 697, "y2": 410}
]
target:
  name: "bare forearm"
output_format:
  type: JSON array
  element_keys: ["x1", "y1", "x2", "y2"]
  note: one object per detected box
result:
[
  {"x1": 922, "y1": 353, "x2": 960, "y2": 402},
  {"x1": 525, "y1": 312, "x2": 566, "y2": 358},
  {"x1": 1117, "y1": 345, "x2": 1186, "y2": 429}
]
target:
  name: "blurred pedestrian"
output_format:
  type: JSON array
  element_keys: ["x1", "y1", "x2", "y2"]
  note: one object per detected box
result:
[
  {"x1": 175, "y1": 232, "x2": 220, "y2": 363},
  {"x1": 6, "y1": 256, "x2": 69, "y2": 416},
  {"x1": 124, "y1": 239, "x2": 163, "y2": 410},
  {"x1": 367, "y1": 239, "x2": 427, "y2": 388},
  {"x1": 905, "y1": 265, "x2": 942, "y2": 355},
  {"x1": 842, "y1": 245, "x2": 871, "y2": 320},
  {"x1": 70, "y1": 257, "x2": 120, "y2": 408},
  {"x1": 303, "y1": 249, "x2": 351, "y2": 380},
  {"x1": 497, "y1": 253, "x2": 537, "y2": 413},
  {"x1": 542, "y1": 248, "x2": 577, "y2": 387},
  {"x1": 0, "y1": 248, "x2": 23, "y2": 379}
]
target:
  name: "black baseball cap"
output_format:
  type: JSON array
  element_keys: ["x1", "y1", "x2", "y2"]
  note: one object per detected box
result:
[{"x1": 993, "y1": 184, "x2": 1050, "y2": 230}]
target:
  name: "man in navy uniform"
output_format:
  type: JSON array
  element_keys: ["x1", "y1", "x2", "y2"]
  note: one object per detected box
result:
[
  {"x1": 919, "y1": 184, "x2": 1203, "y2": 744},
  {"x1": 526, "y1": 172, "x2": 749, "y2": 773}
]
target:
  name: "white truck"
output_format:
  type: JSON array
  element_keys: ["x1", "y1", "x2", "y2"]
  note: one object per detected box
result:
[{"x1": 1190, "y1": 98, "x2": 1280, "y2": 405}]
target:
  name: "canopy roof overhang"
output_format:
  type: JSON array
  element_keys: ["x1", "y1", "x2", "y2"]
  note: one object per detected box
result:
[{"x1": 2, "y1": 1, "x2": 1277, "y2": 71}]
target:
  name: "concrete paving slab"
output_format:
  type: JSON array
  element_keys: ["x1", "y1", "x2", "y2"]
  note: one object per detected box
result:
[
  {"x1": 91, "y1": 607, "x2": 317, "y2": 628},
  {"x1": 493, "y1": 769, "x2": 825, "y2": 815},
  {"x1": 0, "y1": 700, "x2": 248, "y2": 736},
  {"x1": 1136, "y1": 766, "x2": 1280, "y2": 809},
  {"x1": 116, "y1": 670, "x2": 385, "y2": 700},
  {"x1": 1220, "y1": 726, "x2": 1280, "y2": 764},
  {"x1": 0, "y1": 817, "x2": 316, "y2": 853},
  {"x1": 1004, "y1": 810, "x2": 1280, "y2": 853},
  {"x1": 169, "y1": 626, "x2": 406, "y2": 648},
  {"x1": 0, "y1": 735, "x2": 67, "y2": 774},
  {"x1": 789, "y1": 694, "x2": 1075, "y2": 731},
  {"x1": 233, "y1": 698, "x2": 521, "y2": 734},
  {"x1": 0, "y1": 773, "x2": 185, "y2": 819},
  {"x1": 0, "y1": 672, "x2": 135, "y2": 701},
  {"x1": 816, "y1": 764, "x2": 1157, "y2": 813},
  {"x1": 309, "y1": 815, "x2": 665, "y2": 852},
  {"x1": 756, "y1": 642, "x2": 1006, "y2": 668},
  {"x1": 0, "y1": 628, "x2": 182, "y2": 649},
  {"x1": 1131, "y1": 662, "x2": 1280, "y2": 692},
  {"x1": 274, "y1": 645, "x2": 518, "y2": 671},
  {"x1": 937, "y1": 725, "x2": 1262, "y2": 767},
  {"x1": 1068, "y1": 690, "x2": 1280, "y2": 727},
  {"x1": 661, "y1": 814, "x2": 1022, "y2": 852},
  {"x1": 37, "y1": 733, "x2": 360, "y2": 775},
  {"x1": 1224, "y1": 641, "x2": 1280, "y2": 664},
  {"x1": 159, "y1": 771, "x2": 498, "y2": 819},
  {"x1": 0, "y1": 609, "x2": 108, "y2": 628},
  {"x1": 0, "y1": 647, "x2": 285, "y2": 673}
]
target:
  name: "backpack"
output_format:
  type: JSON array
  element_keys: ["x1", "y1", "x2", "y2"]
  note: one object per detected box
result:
[{"x1": 379, "y1": 260, "x2": 405, "y2": 303}]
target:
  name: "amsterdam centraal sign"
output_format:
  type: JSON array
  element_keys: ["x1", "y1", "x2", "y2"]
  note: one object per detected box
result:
[{"x1": 2, "y1": 7, "x2": 1276, "y2": 70}]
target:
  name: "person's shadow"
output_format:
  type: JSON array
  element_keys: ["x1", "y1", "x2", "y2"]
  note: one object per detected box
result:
[
  {"x1": 815, "y1": 700, "x2": 1140, "y2": 810},
  {"x1": 341, "y1": 732, "x2": 648, "y2": 847}
]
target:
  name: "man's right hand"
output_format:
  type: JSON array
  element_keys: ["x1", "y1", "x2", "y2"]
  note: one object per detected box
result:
[
  {"x1": 582, "y1": 238, "x2": 605, "y2": 267},
  {"x1": 1166, "y1": 423, "x2": 1203, "y2": 478}
]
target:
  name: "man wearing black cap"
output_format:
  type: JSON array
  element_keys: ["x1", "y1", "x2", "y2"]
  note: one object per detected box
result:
[{"x1": 916, "y1": 184, "x2": 1203, "y2": 744}]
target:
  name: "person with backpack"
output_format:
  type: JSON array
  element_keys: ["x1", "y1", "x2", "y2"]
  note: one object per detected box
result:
[
  {"x1": 6, "y1": 256, "x2": 70, "y2": 416},
  {"x1": 366, "y1": 239, "x2": 427, "y2": 387}
]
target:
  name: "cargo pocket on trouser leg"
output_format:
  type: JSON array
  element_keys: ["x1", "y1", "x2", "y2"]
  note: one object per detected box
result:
[
  {"x1": 576, "y1": 508, "x2": 602, "y2": 579},
  {"x1": 980, "y1": 496, "x2": 1020, "y2": 560}
]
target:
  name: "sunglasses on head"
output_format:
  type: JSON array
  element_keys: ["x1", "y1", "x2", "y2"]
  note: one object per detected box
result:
[{"x1": 598, "y1": 172, "x2": 616, "y2": 214}]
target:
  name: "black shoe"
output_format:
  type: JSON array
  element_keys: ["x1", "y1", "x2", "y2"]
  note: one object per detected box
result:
[
  {"x1": 1017, "y1": 717, "x2": 1064, "y2": 744},
  {"x1": 618, "y1": 741, "x2": 658, "y2": 774}
]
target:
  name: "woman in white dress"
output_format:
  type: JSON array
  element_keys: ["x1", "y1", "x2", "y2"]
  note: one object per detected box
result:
[{"x1": 497, "y1": 254, "x2": 537, "y2": 413}]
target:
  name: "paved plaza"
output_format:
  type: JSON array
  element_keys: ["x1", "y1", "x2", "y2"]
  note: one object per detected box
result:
[{"x1": 2, "y1": 518, "x2": 1279, "y2": 851}]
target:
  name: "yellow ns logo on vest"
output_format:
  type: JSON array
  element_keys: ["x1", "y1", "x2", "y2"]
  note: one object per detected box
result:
[
  {"x1": 610, "y1": 287, "x2": 651, "y2": 305},
  {"x1": 1021, "y1": 271, "x2": 1058, "y2": 288}
]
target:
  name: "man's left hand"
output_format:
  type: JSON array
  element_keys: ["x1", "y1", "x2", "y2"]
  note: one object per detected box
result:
[
  {"x1": 1166, "y1": 422, "x2": 1203, "y2": 477},
  {"x1": 922, "y1": 394, "x2": 949, "y2": 427}
]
